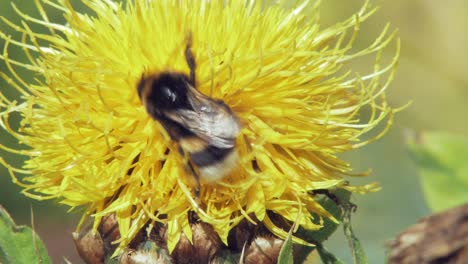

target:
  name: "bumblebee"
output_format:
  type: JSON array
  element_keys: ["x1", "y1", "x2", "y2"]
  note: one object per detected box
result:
[{"x1": 137, "y1": 36, "x2": 240, "y2": 187}]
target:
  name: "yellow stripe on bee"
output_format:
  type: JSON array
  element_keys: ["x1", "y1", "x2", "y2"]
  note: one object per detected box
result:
[{"x1": 179, "y1": 137, "x2": 208, "y2": 153}]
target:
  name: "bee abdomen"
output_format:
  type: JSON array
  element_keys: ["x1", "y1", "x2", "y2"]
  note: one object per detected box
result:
[
  {"x1": 190, "y1": 146, "x2": 234, "y2": 167},
  {"x1": 193, "y1": 146, "x2": 238, "y2": 182},
  {"x1": 179, "y1": 137, "x2": 238, "y2": 181}
]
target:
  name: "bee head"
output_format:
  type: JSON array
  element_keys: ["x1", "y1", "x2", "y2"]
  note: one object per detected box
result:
[{"x1": 138, "y1": 72, "x2": 192, "y2": 111}]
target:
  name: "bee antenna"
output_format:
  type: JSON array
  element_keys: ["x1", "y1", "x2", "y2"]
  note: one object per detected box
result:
[{"x1": 185, "y1": 32, "x2": 196, "y2": 86}]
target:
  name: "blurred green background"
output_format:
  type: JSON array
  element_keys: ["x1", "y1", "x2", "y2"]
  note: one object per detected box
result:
[{"x1": 1, "y1": 0, "x2": 466, "y2": 263}]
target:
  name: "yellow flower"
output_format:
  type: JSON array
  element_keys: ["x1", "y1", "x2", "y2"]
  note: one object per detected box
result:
[{"x1": 0, "y1": 0, "x2": 400, "y2": 255}]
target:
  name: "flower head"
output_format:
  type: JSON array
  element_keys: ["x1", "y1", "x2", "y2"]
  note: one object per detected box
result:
[{"x1": 0, "y1": 0, "x2": 399, "y2": 254}]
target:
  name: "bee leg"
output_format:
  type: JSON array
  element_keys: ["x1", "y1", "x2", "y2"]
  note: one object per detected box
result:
[
  {"x1": 184, "y1": 32, "x2": 196, "y2": 86},
  {"x1": 179, "y1": 146, "x2": 201, "y2": 201},
  {"x1": 187, "y1": 161, "x2": 201, "y2": 201}
]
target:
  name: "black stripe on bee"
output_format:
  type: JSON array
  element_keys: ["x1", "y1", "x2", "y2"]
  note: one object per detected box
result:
[{"x1": 190, "y1": 146, "x2": 234, "y2": 167}]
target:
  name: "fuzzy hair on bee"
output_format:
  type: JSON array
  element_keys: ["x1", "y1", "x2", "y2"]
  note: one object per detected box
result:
[{"x1": 137, "y1": 35, "x2": 241, "y2": 186}]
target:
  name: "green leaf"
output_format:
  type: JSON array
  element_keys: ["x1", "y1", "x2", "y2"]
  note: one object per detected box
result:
[
  {"x1": 0, "y1": 206, "x2": 51, "y2": 264},
  {"x1": 315, "y1": 243, "x2": 344, "y2": 264},
  {"x1": 407, "y1": 131, "x2": 468, "y2": 212},
  {"x1": 306, "y1": 189, "x2": 351, "y2": 242},
  {"x1": 277, "y1": 225, "x2": 294, "y2": 264},
  {"x1": 295, "y1": 189, "x2": 351, "y2": 263},
  {"x1": 342, "y1": 206, "x2": 368, "y2": 264},
  {"x1": 303, "y1": 189, "x2": 368, "y2": 264}
]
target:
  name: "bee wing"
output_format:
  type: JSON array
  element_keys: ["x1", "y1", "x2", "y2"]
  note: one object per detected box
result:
[{"x1": 166, "y1": 92, "x2": 240, "y2": 148}]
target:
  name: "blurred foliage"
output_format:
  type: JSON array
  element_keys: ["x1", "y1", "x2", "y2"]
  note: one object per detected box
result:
[
  {"x1": 316, "y1": 0, "x2": 468, "y2": 263},
  {"x1": 407, "y1": 131, "x2": 468, "y2": 212},
  {"x1": 0, "y1": 206, "x2": 51, "y2": 264},
  {"x1": 1, "y1": 0, "x2": 467, "y2": 263},
  {"x1": 0, "y1": 1, "x2": 84, "y2": 262}
]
